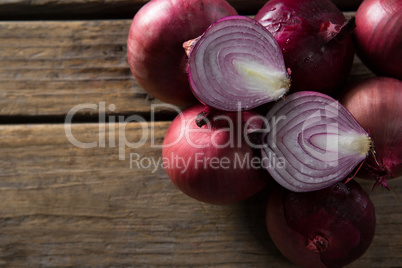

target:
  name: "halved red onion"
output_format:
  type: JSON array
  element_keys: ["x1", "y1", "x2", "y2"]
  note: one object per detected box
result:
[
  {"x1": 261, "y1": 91, "x2": 372, "y2": 192},
  {"x1": 188, "y1": 16, "x2": 291, "y2": 112}
]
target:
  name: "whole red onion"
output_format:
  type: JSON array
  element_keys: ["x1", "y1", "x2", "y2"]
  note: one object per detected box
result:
[
  {"x1": 254, "y1": 0, "x2": 355, "y2": 94},
  {"x1": 341, "y1": 77, "x2": 402, "y2": 189},
  {"x1": 266, "y1": 180, "x2": 376, "y2": 268},
  {"x1": 354, "y1": 0, "x2": 402, "y2": 80},
  {"x1": 162, "y1": 105, "x2": 267, "y2": 205},
  {"x1": 127, "y1": 0, "x2": 237, "y2": 106}
]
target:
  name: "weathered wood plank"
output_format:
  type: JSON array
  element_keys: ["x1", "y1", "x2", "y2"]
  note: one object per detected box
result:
[
  {"x1": 0, "y1": 0, "x2": 362, "y2": 20},
  {"x1": 0, "y1": 20, "x2": 180, "y2": 119},
  {"x1": 0, "y1": 123, "x2": 401, "y2": 267},
  {"x1": 0, "y1": 16, "x2": 374, "y2": 119}
]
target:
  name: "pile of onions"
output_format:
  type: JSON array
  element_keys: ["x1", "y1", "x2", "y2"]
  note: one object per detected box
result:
[
  {"x1": 266, "y1": 180, "x2": 376, "y2": 268},
  {"x1": 354, "y1": 0, "x2": 402, "y2": 79},
  {"x1": 162, "y1": 105, "x2": 267, "y2": 205},
  {"x1": 128, "y1": 0, "x2": 398, "y2": 266},
  {"x1": 341, "y1": 77, "x2": 402, "y2": 189},
  {"x1": 254, "y1": 0, "x2": 355, "y2": 94},
  {"x1": 187, "y1": 16, "x2": 290, "y2": 112},
  {"x1": 127, "y1": 0, "x2": 237, "y2": 106},
  {"x1": 260, "y1": 91, "x2": 372, "y2": 192}
]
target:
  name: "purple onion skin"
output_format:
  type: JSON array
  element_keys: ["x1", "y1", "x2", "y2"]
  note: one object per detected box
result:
[
  {"x1": 341, "y1": 77, "x2": 402, "y2": 189},
  {"x1": 127, "y1": 0, "x2": 237, "y2": 106},
  {"x1": 162, "y1": 105, "x2": 267, "y2": 205},
  {"x1": 266, "y1": 180, "x2": 376, "y2": 268},
  {"x1": 354, "y1": 0, "x2": 402, "y2": 80},
  {"x1": 254, "y1": 0, "x2": 355, "y2": 94}
]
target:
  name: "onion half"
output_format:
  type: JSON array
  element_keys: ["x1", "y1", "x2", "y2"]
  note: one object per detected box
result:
[
  {"x1": 261, "y1": 91, "x2": 372, "y2": 192},
  {"x1": 188, "y1": 16, "x2": 290, "y2": 112}
]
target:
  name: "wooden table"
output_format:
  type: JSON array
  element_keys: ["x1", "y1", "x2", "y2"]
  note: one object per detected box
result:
[{"x1": 0, "y1": 1, "x2": 401, "y2": 267}]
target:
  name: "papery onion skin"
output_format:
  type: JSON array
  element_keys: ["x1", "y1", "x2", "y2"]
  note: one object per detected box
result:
[
  {"x1": 354, "y1": 0, "x2": 402, "y2": 80},
  {"x1": 341, "y1": 77, "x2": 402, "y2": 188},
  {"x1": 127, "y1": 0, "x2": 237, "y2": 106},
  {"x1": 266, "y1": 180, "x2": 376, "y2": 268},
  {"x1": 162, "y1": 105, "x2": 267, "y2": 205},
  {"x1": 188, "y1": 16, "x2": 290, "y2": 112},
  {"x1": 261, "y1": 91, "x2": 371, "y2": 192},
  {"x1": 254, "y1": 0, "x2": 355, "y2": 94}
]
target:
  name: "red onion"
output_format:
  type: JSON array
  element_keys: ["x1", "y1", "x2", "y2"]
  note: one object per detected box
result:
[
  {"x1": 341, "y1": 77, "x2": 402, "y2": 189},
  {"x1": 254, "y1": 0, "x2": 355, "y2": 94},
  {"x1": 261, "y1": 91, "x2": 372, "y2": 192},
  {"x1": 354, "y1": 0, "x2": 402, "y2": 80},
  {"x1": 187, "y1": 16, "x2": 290, "y2": 112},
  {"x1": 266, "y1": 180, "x2": 376, "y2": 268},
  {"x1": 127, "y1": 0, "x2": 237, "y2": 106},
  {"x1": 162, "y1": 105, "x2": 267, "y2": 204}
]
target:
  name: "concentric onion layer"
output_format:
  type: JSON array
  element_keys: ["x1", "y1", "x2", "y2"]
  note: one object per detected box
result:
[
  {"x1": 261, "y1": 91, "x2": 371, "y2": 192},
  {"x1": 188, "y1": 16, "x2": 290, "y2": 111}
]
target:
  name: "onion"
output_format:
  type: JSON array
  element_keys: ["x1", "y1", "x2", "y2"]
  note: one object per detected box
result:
[
  {"x1": 266, "y1": 180, "x2": 376, "y2": 268},
  {"x1": 254, "y1": 0, "x2": 355, "y2": 94},
  {"x1": 187, "y1": 16, "x2": 290, "y2": 112},
  {"x1": 127, "y1": 0, "x2": 237, "y2": 106},
  {"x1": 354, "y1": 0, "x2": 402, "y2": 80},
  {"x1": 261, "y1": 91, "x2": 372, "y2": 192},
  {"x1": 341, "y1": 77, "x2": 402, "y2": 189},
  {"x1": 162, "y1": 105, "x2": 267, "y2": 204}
]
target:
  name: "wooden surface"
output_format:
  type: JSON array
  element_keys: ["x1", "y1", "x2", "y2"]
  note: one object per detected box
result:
[
  {"x1": 0, "y1": 15, "x2": 372, "y2": 119},
  {"x1": 0, "y1": 1, "x2": 400, "y2": 267},
  {"x1": 0, "y1": 20, "x2": 172, "y2": 120},
  {"x1": 0, "y1": 123, "x2": 401, "y2": 267}
]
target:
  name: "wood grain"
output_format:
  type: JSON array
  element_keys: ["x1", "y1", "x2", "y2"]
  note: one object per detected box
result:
[
  {"x1": 0, "y1": 15, "x2": 374, "y2": 120},
  {"x1": 0, "y1": 123, "x2": 401, "y2": 267},
  {"x1": 0, "y1": 20, "x2": 180, "y2": 119},
  {"x1": 0, "y1": 1, "x2": 398, "y2": 267}
]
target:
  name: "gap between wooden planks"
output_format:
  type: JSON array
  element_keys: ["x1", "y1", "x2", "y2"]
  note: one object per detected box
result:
[{"x1": 0, "y1": 122, "x2": 401, "y2": 266}]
